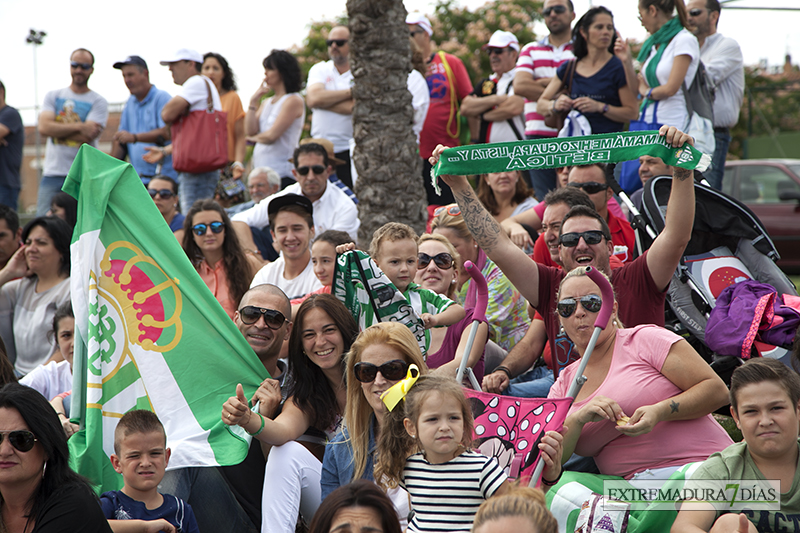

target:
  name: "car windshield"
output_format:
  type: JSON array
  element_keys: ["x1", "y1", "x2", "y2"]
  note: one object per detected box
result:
[{"x1": 790, "y1": 165, "x2": 800, "y2": 178}]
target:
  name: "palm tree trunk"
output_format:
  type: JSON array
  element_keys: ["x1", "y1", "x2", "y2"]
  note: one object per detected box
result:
[{"x1": 347, "y1": 0, "x2": 428, "y2": 245}]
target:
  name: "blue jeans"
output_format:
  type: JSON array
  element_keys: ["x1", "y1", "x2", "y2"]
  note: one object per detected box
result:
[
  {"x1": 177, "y1": 170, "x2": 219, "y2": 213},
  {"x1": 36, "y1": 175, "x2": 66, "y2": 215},
  {"x1": 706, "y1": 129, "x2": 731, "y2": 190},
  {"x1": 525, "y1": 135, "x2": 557, "y2": 201},
  {"x1": 504, "y1": 365, "x2": 555, "y2": 398},
  {"x1": 159, "y1": 467, "x2": 258, "y2": 533},
  {"x1": 0, "y1": 184, "x2": 20, "y2": 210}
]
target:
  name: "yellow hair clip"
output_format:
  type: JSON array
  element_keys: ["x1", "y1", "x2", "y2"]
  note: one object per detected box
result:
[{"x1": 380, "y1": 364, "x2": 420, "y2": 412}]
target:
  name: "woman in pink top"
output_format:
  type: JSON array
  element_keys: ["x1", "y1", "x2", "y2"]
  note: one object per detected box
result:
[
  {"x1": 548, "y1": 267, "x2": 732, "y2": 479},
  {"x1": 182, "y1": 200, "x2": 261, "y2": 318}
]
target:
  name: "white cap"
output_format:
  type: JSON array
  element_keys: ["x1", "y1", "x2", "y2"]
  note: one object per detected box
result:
[
  {"x1": 405, "y1": 12, "x2": 433, "y2": 36},
  {"x1": 485, "y1": 30, "x2": 520, "y2": 51},
  {"x1": 159, "y1": 48, "x2": 203, "y2": 65}
]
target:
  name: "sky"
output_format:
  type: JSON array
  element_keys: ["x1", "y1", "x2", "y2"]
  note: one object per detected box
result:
[{"x1": 1, "y1": 0, "x2": 797, "y2": 125}]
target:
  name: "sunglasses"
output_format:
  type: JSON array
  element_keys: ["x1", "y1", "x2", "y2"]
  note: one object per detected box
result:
[
  {"x1": 568, "y1": 181, "x2": 609, "y2": 195},
  {"x1": 433, "y1": 205, "x2": 461, "y2": 217},
  {"x1": 192, "y1": 221, "x2": 225, "y2": 236},
  {"x1": 296, "y1": 165, "x2": 326, "y2": 176},
  {"x1": 542, "y1": 5, "x2": 567, "y2": 16},
  {"x1": 0, "y1": 430, "x2": 37, "y2": 453},
  {"x1": 559, "y1": 230, "x2": 605, "y2": 247},
  {"x1": 326, "y1": 39, "x2": 348, "y2": 47},
  {"x1": 688, "y1": 8, "x2": 705, "y2": 16},
  {"x1": 557, "y1": 294, "x2": 603, "y2": 318},
  {"x1": 353, "y1": 359, "x2": 409, "y2": 383},
  {"x1": 70, "y1": 61, "x2": 93, "y2": 70},
  {"x1": 148, "y1": 188, "x2": 175, "y2": 199},
  {"x1": 417, "y1": 252, "x2": 454, "y2": 270},
  {"x1": 487, "y1": 47, "x2": 508, "y2": 56},
  {"x1": 238, "y1": 306, "x2": 288, "y2": 329}
]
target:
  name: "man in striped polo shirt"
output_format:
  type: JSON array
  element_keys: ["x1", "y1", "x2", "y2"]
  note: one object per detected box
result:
[{"x1": 513, "y1": 0, "x2": 575, "y2": 200}]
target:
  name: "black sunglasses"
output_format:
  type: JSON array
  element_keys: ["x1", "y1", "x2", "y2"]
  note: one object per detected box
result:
[
  {"x1": 353, "y1": 360, "x2": 409, "y2": 383},
  {"x1": 70, "y1": 61, "x2": 93, "y2": 70},
  {"x1": 557, "y1": 294, "x2": 603, "y2": 318},
  {"x1": 568, "y1": 181, "x2": 609, "y2": 195},
  {"x1": 148, "y1": 188, "x2": 175, "y2": 199},
  {"x1": 688, "y1": 8, "x2": 705, "y2": 16},
  {"x1": 542, "y1": 5, "x2": 567, "y2": 16},
  {"x1": 417, "y1": 252, "x2": 454, "y2": 270},
  {"x1": 238, "y1": 306, "x2": 288, "y2": 329},
  {"x1": 559, "y1": 230, "x2": 605, "y2": 247},
  {"x1": 192, "y1": 221, "x2": 225, "y2": 236},
  {"x1": 296, "y1": 165, "x2": 326, "y2": 176},
  {"x1": 0, "y1": 430, "x2": 37, "y2": 453},
  {"x1": 487, "y1": 47, "x2": 508, "y2": 56},
  {"x1": 326, "y1": 39, "x2": 348, "y2": 47}
]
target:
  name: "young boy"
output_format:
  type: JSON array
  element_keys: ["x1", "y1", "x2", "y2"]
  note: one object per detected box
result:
[
  {"x1": 671, "y1": 358, "x2": 800, "y2": 533},
  {"x1": 101, "y1": 410, "x2": 200, "y2": 533}
]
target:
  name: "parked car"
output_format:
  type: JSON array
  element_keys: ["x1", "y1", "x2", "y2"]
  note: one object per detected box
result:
[{"x1": 723, "y1": 159, "x2": 800, "y2": 272}]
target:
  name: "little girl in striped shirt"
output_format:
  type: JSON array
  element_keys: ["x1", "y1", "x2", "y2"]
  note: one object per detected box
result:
[{"x1": 375, "y1": 373, "x2": 510, "y2": 533}]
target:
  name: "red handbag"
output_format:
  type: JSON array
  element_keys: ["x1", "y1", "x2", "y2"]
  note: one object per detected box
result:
[{"x1": 171, "y1": 77, "x2": 228, "y2": 173}]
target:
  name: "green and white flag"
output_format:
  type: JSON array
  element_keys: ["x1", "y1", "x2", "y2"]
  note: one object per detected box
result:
[{"x1": 64, "y1": 146, "x2": 266, "y2": 492}]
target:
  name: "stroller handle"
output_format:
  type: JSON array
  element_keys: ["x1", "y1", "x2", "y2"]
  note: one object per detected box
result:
[
  {"x1": 464, "y1": 261, "x2": 488, "y2": 323},
  {"x1": 585, "y1": 266, "x2": 615, "y2": 328}
]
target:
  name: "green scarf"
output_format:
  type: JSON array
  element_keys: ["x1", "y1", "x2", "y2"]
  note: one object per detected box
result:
[
  {"x1": 431, "y1": 131, "x2": 710, "y2": 186},
  {"x1": 638, "y1": 17, "x2": 683, "y2": 92}
]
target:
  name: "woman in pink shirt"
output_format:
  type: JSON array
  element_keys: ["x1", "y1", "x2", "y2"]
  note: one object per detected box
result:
[
  {"x1": 182, "y1": 200, "x2": 261, "y2": 318},
  {"x1": 548, "y1": 267, "x2": 732, "y2": 480}
]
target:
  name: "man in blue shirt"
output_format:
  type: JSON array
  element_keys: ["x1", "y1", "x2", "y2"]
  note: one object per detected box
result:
[{"x1": 110, "y1": 55, "x2": 175, "y2": 183}]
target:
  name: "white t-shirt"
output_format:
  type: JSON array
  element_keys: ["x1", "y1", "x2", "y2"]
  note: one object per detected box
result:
[
  {"x1": 641, "y1": 29, "x2": 699, "y2": 130},
  {"x1": 180, "y1": 75, "x2": 222, "y2": 112},
  {"x1": 250, "y1": 256, "x2": 322, "y2": 300},
  {"x1": 20, "y1": 360, "x2": 72, "y2": 400},
  {"x1": 307, "y1": 60, "x2": 354, "y2": 152},
  {"x1": 407, "y1": 70, "x2": 430, "y2": 143},
  {"x1": 487, "y1": 69, "x2": 525, "y2": 143}
]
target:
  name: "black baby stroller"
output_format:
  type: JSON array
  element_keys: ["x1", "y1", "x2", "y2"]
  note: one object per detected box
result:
[{"x1": 633, "y1": 174, "x2": 798, "y2": 381}]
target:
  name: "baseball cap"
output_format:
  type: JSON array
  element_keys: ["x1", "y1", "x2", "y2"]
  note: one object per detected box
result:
[
  {"x1": 268, "y1": 194, "x2": 314, "y2": 217},
  {"x1": 405, "y1": 12, "x2": 433, "y2": 36},
  {"x1": 485, "y1": 31, "x2": 520, "y2": 51},
  {"x1": 113, "y1": 55, "x2": 148, "y2": 70},
  {"x1": 159, "y1": 49, "x2": 203, "y2": 65}
]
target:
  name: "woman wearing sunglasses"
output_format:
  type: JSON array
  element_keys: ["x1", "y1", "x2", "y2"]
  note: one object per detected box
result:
[
  {"x1": 320, "y1": 322, "x2": 428, "y2": 526},
  {"x1": 548, "y1": 267, "x2": 731, "y2": 483},
  {"x1": 431, "y1": 205, "x2": 528, "y2": 351},
  {"x1": 182, "y1": 200, "x2": 261, "y2": 319},
  {"x1": 0, "y1": 383, "x2": 112, "y2": 533},
  {"x1": 414, "y1": 234, "x2": 489, "y2": 381},
  {"x1": 147, "y1": 175, "x2": 185, "y2": 241}
]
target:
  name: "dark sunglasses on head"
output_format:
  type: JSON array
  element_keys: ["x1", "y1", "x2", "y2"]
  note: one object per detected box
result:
[
  {"x1": 487, "y1": 47, "x2": 508, "y2": 56},
  {"x1": 70, "y1": 61, "x2": 93, "y2": 70},
  {"x1": 326, "y1": 39, "x2": 348, "y2": 47},
  {"x1": 568, "y1": 181, "x2": 609, "y2": 195},
  {"x1": 542, "y1": 5, "x2": 567, "y2": 16},
  {"x1": 148, "y1": 188, "x2": 175, "y2": 199},
  {"x1": 238, "y1": 306, "x2": 288, "y2": 329},
  {"x1": 296, "y1": 165, "x2": 326, "y2": 176},
  {"x1": 353, "y1": 359, "x2": 409, "y2": 383},
  {"x1": 417, "y1": 252, "x2": 454, "y2": 270},
  {"x1": 192, "y1": 221, "x2": 225, "y2": 236},
  {"x1": 0, "y1": 430, "x2": 37, "y2": 453},
  {"x1": 688, "y1": 8, "x2": 705, "y2": 16},
  {"x1": 557, "y1": 294, "x2": 603, "y2": 318},
  {"x1": 559, "y1": 230, "x2": 605, "y2": 247}
]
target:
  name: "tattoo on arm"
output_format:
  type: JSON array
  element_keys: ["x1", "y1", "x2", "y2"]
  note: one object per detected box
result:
[
  {"x1": 670, "y1": 400, "x2": 680, "y2": 413},
  {"x1": 453, "y1": 189, "x2": 502, "y2": 254},
  {"x1": 673, "y1": 167, "x2": 692, "y2": 181}
]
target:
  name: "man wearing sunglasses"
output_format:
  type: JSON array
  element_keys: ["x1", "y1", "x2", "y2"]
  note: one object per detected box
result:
[
  {"x1": 686, "y1": 0, "x2": 744, "y2": 191},
  {"x1": 306, "y1": 26, "x2": 355, "y2": 189},
  {"x1": 37, "y1": 48, "x2": 108, "y2": 216},
  {"x1": 161, "y1": 283, "x2": 293, "y2": 533},
  {"x1": 513, "y1": 0, "x2": 575, "y2": 201},
  {"x1": 461, "y1": 31, "x2": 525, "y2": 147}
]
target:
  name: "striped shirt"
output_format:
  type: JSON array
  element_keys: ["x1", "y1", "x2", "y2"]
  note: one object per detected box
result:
[
  {"x1": 402, "y1": 451, "x2": 507, "y2": 532},
  {"x1": 515, "y1": 37, "x2": 574, "y2": 137},
  {"x1": 404, "y1": 283, "x2": 455, "y2": 354}
]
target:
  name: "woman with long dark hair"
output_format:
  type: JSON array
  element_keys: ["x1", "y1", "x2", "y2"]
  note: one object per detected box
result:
[
  {"x1": 182, "y1": 199, "x2": 261, "y2": 318},
  {"x1": 246, "y1": 50, "x2": 305, "y2": 188},
  {"x1": 222, "y1": 294, "x2": 358, "y2": 532},
  {"x1": 202, "y1": 52, "x2": 247, "y2": 179}
]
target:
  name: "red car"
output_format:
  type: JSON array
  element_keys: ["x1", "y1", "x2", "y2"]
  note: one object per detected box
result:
[{"x1": 723, "y1": 159, "x2": 800, "y2": 272}]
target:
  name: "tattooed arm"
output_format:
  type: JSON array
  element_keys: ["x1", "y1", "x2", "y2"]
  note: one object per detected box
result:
[
  {"x1": 646, "y1": 126, "x2": 696, "y2": 291},
  {"x1": 616, "y1": 338, "x2": 729, "y2": 437},
  {"x1": 433, "y1": 147, "x2": 542, "y2": 308}
]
